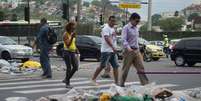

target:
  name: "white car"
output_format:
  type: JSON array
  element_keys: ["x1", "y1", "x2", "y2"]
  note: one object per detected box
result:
[{"x1": 0, "y1": 36, "x2": 33, "y2": 61}]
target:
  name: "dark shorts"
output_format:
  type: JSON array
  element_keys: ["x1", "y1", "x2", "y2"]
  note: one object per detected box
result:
[{"x1": 100, "y1": 52, "x2": 119, "y2": 69}]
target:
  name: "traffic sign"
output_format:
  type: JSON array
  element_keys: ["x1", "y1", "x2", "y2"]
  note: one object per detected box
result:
[{"x1": 119, "y1": 3, "x2": 141, "y2": 9}]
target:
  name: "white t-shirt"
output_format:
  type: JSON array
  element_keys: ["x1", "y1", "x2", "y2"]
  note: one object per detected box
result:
[{"x1": 101, "y1": 24, "x2": 117, "y2": 52}]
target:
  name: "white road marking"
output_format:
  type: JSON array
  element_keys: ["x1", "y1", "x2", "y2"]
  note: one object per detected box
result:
[
  {"x1": 14, "y1": 82, "x2": 140, "y2": 94},
  {"x1": 0, "y1": 79, "x2": 113, "y2": 90},
  {"x1": 0, "y1": 78, "x2": 87, "y2": 86}
]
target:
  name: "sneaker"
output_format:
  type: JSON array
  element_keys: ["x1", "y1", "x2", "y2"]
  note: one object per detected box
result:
[
  {"x1": 66, "y1": 84, "x2": 73, "y2": 89},
  {"x1": 91, "y1": 80, "x2": 99, "y2": 86}
]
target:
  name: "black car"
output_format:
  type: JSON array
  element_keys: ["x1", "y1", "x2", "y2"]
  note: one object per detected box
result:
[
  {"x1": 170, "y1": 37, "x2": 201, "y2": 67},
  {"x1": 56, "y1": 35, "x2": 122, "y2": 61},
  {"x1": 76, "y1": 35, "x2": 101, "y2": 61}
]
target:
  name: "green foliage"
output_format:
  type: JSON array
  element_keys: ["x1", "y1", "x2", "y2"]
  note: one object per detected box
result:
[
  {"x1": 11, "y1": 14, "x2": 18, "y2": 21},
  {"x1": 152, "y1": 14, "x2": 162, "y2": 26},
  {"x1": 0, "y1": 10, "x2": 5, "y2": 21},
  {"x1": 188, "y1": 13, "x2": 199, "y2": 21},
  {"x1": 159, "y1": 17, "x2": 185, "y2": 31},
  {"x1": 140, "y1": 23, "x2": 148, "y2": 32}
]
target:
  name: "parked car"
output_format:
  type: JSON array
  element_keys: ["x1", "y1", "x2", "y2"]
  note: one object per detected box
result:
[
  {"x1": 0, "y1": 36, "x2": 33, "y2": 61},
  {"x1": 56, "y1": 35, "x2": 122, "y2": 61},
  {"x1": 170, "y1": 37, "x2": 201, "y2": 67},
  {"x1": 149, "y1": 41, "x2": 164, "y2": 49},
  {"x1": 116, "y1": 36, "x2": 165, "y2": 61},
  {"x1": 139, "y1": 38, "x2": 165, "y2": 61}
]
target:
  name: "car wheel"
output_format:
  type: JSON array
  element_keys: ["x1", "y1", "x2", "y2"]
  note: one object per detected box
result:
[
  {"x1": 152, "y1": 57, "x2": 160, "y2": 61},
  {"x1": 187, "y1": 62, "x2": 196, "y2": 67},
  {"x1": 1, "y1": 51, "x2": 11, "y2": 61},
  {"x1": 175, "y1": 56, "x2": 185, "y2": 66},
  {"x1": 56, "y1": 43, "x2": 64, "y2": 57}
]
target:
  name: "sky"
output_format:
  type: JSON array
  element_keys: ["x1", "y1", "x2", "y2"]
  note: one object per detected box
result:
[{"x1": 84, "y1": 0, "x2": 200, "y2": 21}]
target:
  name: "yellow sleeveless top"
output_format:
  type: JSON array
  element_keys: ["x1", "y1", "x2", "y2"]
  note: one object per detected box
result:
[{"x1": 63, "y1": 32, "x2": 77, "y2": 52}]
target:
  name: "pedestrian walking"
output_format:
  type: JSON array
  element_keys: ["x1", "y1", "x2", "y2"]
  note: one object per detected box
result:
[
  {"x1": 36, "y1": 18, "x2": 52, "y2": 79},
  {"x1": 163, "y1": 34, "x2": 170, "y2": 58},
  {"x1": 62, "y1": 21, "x2": 79, "y2": 88},
  {"x1": 120, "y1": 13, "x2": 149, "y2": 87},
  {"x1": 91, "y1": 16, "x2": 119, "y2": 85}
]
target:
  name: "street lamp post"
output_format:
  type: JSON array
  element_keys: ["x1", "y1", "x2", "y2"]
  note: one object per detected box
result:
[{"x1": 147, "y1": 0, "x2": 152, "y2": 32}]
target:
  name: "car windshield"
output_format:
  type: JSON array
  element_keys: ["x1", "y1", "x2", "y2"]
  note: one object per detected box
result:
[
  {"x1": 89, "y1": 36, "x2": 102, "y2": 44},
  {"x1": 138, "y1": 38, "x2": 150, "y2": 45},
  {"x1": 0, "y1": 37, "x2": 17, "y2": 45}
]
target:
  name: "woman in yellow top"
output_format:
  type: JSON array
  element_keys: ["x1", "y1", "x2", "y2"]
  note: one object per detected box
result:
[{"x1": 62, "y1": 22, "x2": 79, "y2": 88}]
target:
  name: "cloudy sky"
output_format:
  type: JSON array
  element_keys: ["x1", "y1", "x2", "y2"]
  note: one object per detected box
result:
[{"x1": 84, "y1": 0, "x2": 200, "y2": 21}]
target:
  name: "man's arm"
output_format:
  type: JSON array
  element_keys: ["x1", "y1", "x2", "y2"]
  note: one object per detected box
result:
[{"x1": 104, "y1": 35, "x2": 116, "y2": 52}]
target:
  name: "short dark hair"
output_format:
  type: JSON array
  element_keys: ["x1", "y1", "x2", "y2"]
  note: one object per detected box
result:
[
  {"x1": 129, "y1": 13, "x2": 140, "y2": 20},
  {"x1": 109, "y1": 16, "x2": 116, "y2": 21},
  {"x1": 40, "y1": 18, "x2": 47, "y2": 24}
]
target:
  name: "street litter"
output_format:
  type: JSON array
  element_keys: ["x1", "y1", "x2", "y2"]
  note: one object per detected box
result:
[
  {"x1": 36, "y1": 83, "x2": 196, "y2": 101},
  {"x1": 184, "y1": 87, "x2": 201, "y2": 100},
  {"x1": 0, "y1": 60, "x2": 41, "y2": 75},
  {"x1": 20, "y1": 60, "x2": 41, "y2": 70},
  {"x1": 0, "y1": 59, "x2": 10, "y2": 68}
]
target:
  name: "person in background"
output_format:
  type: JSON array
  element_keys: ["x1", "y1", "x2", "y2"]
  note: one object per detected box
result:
[
  {"x1": 163, "y1": 34, "x2": 170, "y2": 58},
  {"x1": 120, "y1": 13, "x2": 149, "y2": 87},
  {"x1": 62, "y1": 21, "x2": 79, "y2": 88},
  {"x1": 36, "y1": 18, "x2": 52, "y2": 79}
]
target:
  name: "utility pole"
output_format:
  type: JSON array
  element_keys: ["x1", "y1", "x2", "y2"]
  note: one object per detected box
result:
[
  {"x1": 77, "y1": 0, "x2": 81, "y2": 23},
  {"x1": 147, "y1": 0, "x2": 152, "y2": 31}
]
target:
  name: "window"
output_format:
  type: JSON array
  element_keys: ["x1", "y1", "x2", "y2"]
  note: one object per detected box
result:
[{"x1": 185, "y1": 40, "x2": 200, "y2": 49}]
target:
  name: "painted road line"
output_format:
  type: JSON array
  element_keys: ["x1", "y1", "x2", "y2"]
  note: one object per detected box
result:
[
  {"x1": 0, "y1": 79, "x2": 113, "y2": 90},
  {"x1": 0, "y1": 78, "x2": 88, "y2": 86},
  {"x1": 13, "y1": 82, "x2": 139, "y2": 94}
]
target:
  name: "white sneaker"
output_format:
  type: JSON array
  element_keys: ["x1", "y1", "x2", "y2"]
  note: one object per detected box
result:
[{"x1": 91, "y1": 80, "x2": 99, "y2": 86}]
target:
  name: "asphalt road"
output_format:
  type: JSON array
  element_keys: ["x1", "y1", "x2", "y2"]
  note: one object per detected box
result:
[{"x1": 0, "y1": 57, "x2": 201, "y2": 101}]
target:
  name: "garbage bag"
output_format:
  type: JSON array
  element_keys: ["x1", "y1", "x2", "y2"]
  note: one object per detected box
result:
[
  {"x1": 0, "y1": 59, "x2": 10, "y2": 68},
  {"x1": 111, "y1": 96, "x2": 143, "y2": 101},
  {"x1": 21, "y1": 60, "x2": 41, "y2": 69},
  {"x1": 1, "y1": 66, "x2": 11, "y2": 73}
]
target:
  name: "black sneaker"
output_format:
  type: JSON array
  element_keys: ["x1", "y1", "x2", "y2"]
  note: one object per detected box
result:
[{"x1": 66, "y1": 84, "x2": 73, "y2": 89}]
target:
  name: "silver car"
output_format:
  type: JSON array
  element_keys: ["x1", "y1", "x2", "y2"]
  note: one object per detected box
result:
[{"x1": 0, "y1": 36, "x2": 33, "y2": 61}]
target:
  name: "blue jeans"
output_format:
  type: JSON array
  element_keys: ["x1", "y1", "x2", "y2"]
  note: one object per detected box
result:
[
  {"x1": 100, "y1": 52, "x2": 119, "y2": 68},
  {"x1": 40, "y1": 48, "x2": 52, "y2": 77}
]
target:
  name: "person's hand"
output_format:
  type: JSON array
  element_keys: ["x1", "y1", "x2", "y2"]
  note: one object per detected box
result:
[
  {"x1": 127, "y1": 47, "x2": 133, "y2": 52},
  {"x1": 72, "y1": 33, "x2": 76, "y2": 37}
]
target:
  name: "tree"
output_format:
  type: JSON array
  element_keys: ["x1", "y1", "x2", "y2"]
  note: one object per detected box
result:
[
  {"x1": 140, "y1": 23, "x2": 148, "y2": 32},
  {"x1": 188, "y1": 13, "x2": 199, "y2": 21},
  {"x1": 0, "y1": 10, "x2": 5, "y2": 21},
  {"x1": 10, "y1": 13, "x2": 18, "y2": 21},
  {"x1": 174, "y1": 11, "x2": 179, "y2": 17},
  {"x1": 83, "y1": 1, "x2": 90, "y2": 7},
  {"x1": 152, "y1": 14, "x2": 162, "y2": 26},
  {"x1": 159, "y1": 17, "x2": 185, "y2": 31}
]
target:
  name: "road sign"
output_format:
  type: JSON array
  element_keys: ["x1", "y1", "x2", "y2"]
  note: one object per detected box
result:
[{"x1": 119, "y1": 3, "x2": 141, "y2": 9}]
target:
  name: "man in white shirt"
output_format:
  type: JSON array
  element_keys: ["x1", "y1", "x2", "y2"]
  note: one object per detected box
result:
[{"x1": 91, "y1": 16, "x2": 119, "y2": 85}]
